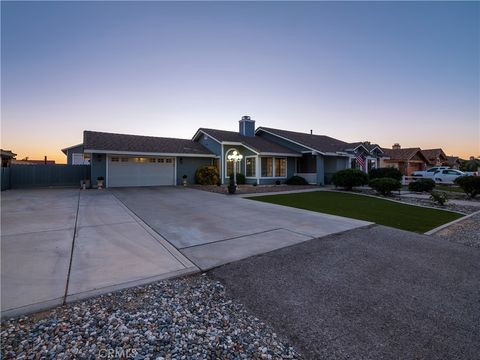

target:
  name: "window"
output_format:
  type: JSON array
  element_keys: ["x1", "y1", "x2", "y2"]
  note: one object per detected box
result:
[
  {"x1": 166, "y1": 158, "x2": 173, "y2": 163},
  {"x1": 246, "y1": 157, "x2": 256, "y2": 177},
  {"x1": 121, "y1": 157, "x2": 129, "y2": 162},
  {"x1": 149, "y1": 158, "x2": 156, "y2": 163},
  {"x1": 275, "y1": 158, "x2": 286, "y2": 177},
  {"x1": 261, "y1": 157, "x2": 273, "y2": 177},
  {"x1": 225, "y1": 149, "x2": 241, "y2": 177},
  {"x1": 158, "y1": 158, "x2": 164, "y2": 163},
  {"x1": 111, "y1": 157, "x2": 119, "y2": 162}
]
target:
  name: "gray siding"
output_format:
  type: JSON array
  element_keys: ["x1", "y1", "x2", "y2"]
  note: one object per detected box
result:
[
  {"x1": 90, "y1": 153, "x2": 106, "y2": 186},
  {"x1": 176, "y1": 157, "x2": 214, "y2": 185},
  {"x1": 66, "y1": 145, "x2": 84, "y2": 165},
  {"x1": 257, "y1": 131, "x2": 310, "y2": 153}
]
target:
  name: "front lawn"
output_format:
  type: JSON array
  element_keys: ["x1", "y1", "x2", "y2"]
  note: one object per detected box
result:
[{"x1": 250, "y1": 191, "x2": 463, "y2": 233}]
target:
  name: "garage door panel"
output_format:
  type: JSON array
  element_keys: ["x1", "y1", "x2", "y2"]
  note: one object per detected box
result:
[{"x1": 108, "y1": 157, "x2": 175, "y2": 187}]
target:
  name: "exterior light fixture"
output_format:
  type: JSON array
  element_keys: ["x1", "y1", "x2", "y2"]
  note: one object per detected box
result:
[{"x1": 227, "y1": 150, "x2": 243, "y2": 186}]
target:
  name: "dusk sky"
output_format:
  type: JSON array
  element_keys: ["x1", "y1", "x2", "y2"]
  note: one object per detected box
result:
[{"x1": 1, "y1": 1, "x2": 479, "y2": 163}]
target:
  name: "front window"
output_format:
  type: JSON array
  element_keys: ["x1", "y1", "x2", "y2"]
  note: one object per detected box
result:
[
  {"x1": 246, "y1": 157, "x2": 256, "y2": 177},
  {"x1": 275, "y1": 158, "x2": 286, "y2": 177},
  {"x1": 261, "y1": 157, "x2": 273, "y2": 177}
]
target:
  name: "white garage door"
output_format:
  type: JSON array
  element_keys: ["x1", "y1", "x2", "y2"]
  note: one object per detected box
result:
[{"x1": 108, "y1": 156, "x2": 175, "y2": 187}]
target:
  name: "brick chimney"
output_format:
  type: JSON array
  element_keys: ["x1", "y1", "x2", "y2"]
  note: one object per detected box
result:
[
  {"x1": 239, "y1": 115, "x2": 255, "y2": 137},
  {"x1": 392, "y1": 143, "x2": 401, "y2": 150}
]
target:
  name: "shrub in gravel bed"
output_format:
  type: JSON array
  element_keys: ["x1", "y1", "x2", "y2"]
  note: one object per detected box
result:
[
  {"x1": 195, "y1": 165, "x2": 220, "y2": 185},
  {"x1": 285, "y1": 175, "x2": 308, "y2": 185},
  {"x1": 1, "y1": 276, "x2": 299, "y2": 360},
  {"x1": 409, "y1": 178, "x2": 436, "y2": 192},
  {"x1": 454, "y1": 176, "x2": 480, "y2": 198},
  {"x1": 332, "y1": 169, "x2": 369, "y2": 191},
  {"x1": 369, "y1": 178, "x2": 401, "y2": 196},
  {"x1": 430, "y1": 190, "x2": 448, "y2": 206},
  {"x1": 369, "y1": 167, "x2": 403, "y2": 181}
]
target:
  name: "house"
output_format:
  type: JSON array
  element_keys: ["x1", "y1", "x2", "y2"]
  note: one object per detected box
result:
[
  {"x1": 446, "y1": 156, "x2": 462, "y2": 170},
  {"x1": 62, "y1": 144, "x2": 90, "y2": 165},
  {"x1": 422, "y1": 148, "x2": 448, "y2": 167},
  {"x1": 65, "y1": 116, "x2": 386, "y2": 188},
  {"x1": 380, "y1": 144, "x2": 429, "y2": 175},
  {"x1": 1, "y1": 149, "x2": 16, "y2": 167}
]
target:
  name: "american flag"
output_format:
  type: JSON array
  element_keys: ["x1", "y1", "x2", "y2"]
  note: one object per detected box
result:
[{"x1": 355, "y1": 154, "x2": 365, "y2": 168}]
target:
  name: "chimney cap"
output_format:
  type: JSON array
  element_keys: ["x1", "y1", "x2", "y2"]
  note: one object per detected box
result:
[{"x1": 241, "y1": 115, "x2": 252, "y2": 121}]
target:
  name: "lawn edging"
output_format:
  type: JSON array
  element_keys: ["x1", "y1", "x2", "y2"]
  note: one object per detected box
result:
[{"x1": 424, "y1": 209, "x2": 480, "y2": 235}]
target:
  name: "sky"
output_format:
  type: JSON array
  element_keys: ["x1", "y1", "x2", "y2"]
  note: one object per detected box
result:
[{"x1": 1, "y1": 1, "x2": 479, "y2": 163}]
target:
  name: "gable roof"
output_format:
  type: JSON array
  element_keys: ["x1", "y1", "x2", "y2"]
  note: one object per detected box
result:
[
  {"x1": 195, "y1": 128, "x2": 300, "y2": 156},
  {"x1": 381, "y1": 147, "x2": 428, "y2": 162},
  {"x1": 422, "y1": 148, "x2": 447, "y2": 162},
  {"x1": 61, "y1": 143, "x2": 83, "y2": 155},
  {"x1": 1, "y1": 149, "x2": 16, "y2": 158},
  {"x1": 83, "y1": 131, "x2": 215, "y2": 156}
]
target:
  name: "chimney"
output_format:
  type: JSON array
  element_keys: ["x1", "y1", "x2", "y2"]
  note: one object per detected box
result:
[
  {"x1": 392, "y1": 143, "x2": 401, "y2": 150},
  {"x1": 310, "y1": 130, "x2": 313, "y2": 135},
  {"x1": 239, "y1": 115, "x2": 255, "y2": 137},
  {"x1": 44, "y1": 156, "x2": 47, "y2": 165}
]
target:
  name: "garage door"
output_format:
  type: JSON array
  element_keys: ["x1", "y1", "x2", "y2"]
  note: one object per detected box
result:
[{"x1": 108, "y1": 156, "x2": 175, "y2": 187}]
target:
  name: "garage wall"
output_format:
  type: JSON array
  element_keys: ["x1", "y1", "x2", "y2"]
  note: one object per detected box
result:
[
  {"x1": 176, "y1": 157, "x2": 213, "y2": 185},
  {"x1": 91, "y1": 153, "x2": 106, "y2": 186}
]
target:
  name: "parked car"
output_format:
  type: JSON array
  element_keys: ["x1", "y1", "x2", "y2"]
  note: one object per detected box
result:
[
  {"x1": 411, "y1": 166, "x2": 450, "y2": 177},
  {"x1": 434, "y1": 169, "x2": 466, "y2": 184}
]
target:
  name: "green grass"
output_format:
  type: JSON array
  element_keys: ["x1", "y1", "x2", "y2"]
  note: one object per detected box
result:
[
  {"x1": 434, "y1": 185, "x2": 464, "y2": 193},
  {"x1": 251, "y1": 191, "x2": 463, "y2": 233}
]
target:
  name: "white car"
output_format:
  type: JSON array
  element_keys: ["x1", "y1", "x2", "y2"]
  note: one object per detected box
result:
[
  {"x1": 433, "y1": 169, "x2": 466, "y2": 184},
  {"x1": 411, "y1": 166, "x2": 450, "y2": 178}
]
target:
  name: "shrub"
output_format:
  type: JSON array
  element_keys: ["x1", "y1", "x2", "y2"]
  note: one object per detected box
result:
[
  {"x1": 331, "y1": 169, "x2": 369, "y2": 191},
  {"x1": 285, "y1": 175, "x2": 309, "y2": 185},
  {"x1": 408, "y1": 178, "x2": 436, "y2": 193},
  {"x1": 229, "y1": 172, "x2": 245, "y2": 185},
  {"x1": 195, "y1": 165, "x2": 219, "y2": 185},
  {"x1": 430, "y1": 191, "x2": 448, "y2": 206},
  {"x1": 369, "y1": 178, "x2": 401, "y2": 196},
  {"x1": 275, "y1": 180, "x2": 281, "y2": 185},
  {"x1": 454, "y1": 176, "x2": 480, "y2": 198},
  {"x1": 369, "y1": 167, "x2": 402, "y2": 181}
]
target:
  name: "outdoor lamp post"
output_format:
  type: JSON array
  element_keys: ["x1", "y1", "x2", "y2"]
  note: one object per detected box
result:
[{"x1": 227, "y1": 150, "x2": 243, "y2": 186}]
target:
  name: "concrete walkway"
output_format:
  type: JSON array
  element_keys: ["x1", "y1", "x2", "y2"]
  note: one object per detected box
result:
[
  {"x1": 1, "y1": 189, "x2": 196, "y2": 318},
  {"x1": 112, "y1": 187, "x2": 370, "y2": 270}
]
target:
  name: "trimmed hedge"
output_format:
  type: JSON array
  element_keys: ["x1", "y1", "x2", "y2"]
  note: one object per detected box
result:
[
  {"x1": 454, "y1": 176, "x2": 480, "y2": 198},
  {"x1": 229, "y1": 172, "x2": 246, "y2": 185},
  {"x1": 195, "y1": 165, "x2": 219, "y2": 185},
  {"x1": 369, "y1": 167, "x2": 403, "y2": 181},
  {"x1": 408, "y1": 178, "x2": 436, "y2": 193},
  {"x1": 332, "y1": 169, "x2": 369, "y2": 191},
  {"x1": 369, "y1": 178, "x2": 401, "y2": 196},
  {"x1": 285, "y1": 175, "x2": 309, "y2": 185}
]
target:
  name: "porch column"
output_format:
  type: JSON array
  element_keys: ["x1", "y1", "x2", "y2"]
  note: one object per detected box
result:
[
  {"x1": 316, "y1": 155, "x2": 325, "y2": 185},
  {"x1": 256, "y1": 155, "x2": 260, "y2": 185}
]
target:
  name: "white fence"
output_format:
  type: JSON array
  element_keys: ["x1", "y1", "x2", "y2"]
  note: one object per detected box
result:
[{"x1": 402, "y1": 176, "x2": 420, "y2": 185}]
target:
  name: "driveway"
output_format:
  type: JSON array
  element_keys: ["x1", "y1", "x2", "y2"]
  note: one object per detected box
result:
[
  {"x1": 111, "y1": 187, "x2": 370, "y2": 269},
  {"x1": 1, "y1": 189, "x2": 196, "y2": 318},
  {"x1": 210, "y1": 225, "x2": 480, "y2": 359}
]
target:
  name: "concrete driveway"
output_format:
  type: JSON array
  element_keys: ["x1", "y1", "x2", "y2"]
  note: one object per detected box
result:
[
  {"x1": 1, "y1": 189, "x2": 196, "y2": 318},
  {"x1": 111, "y1": 187, "x2": 370, "y2": 269}
]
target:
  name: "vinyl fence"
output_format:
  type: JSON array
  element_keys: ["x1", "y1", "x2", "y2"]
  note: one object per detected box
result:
[
  {"x1": 1, "y1": 167, "x2": 10, "y2": 191},
  {"x1": 2, "y1": 165, "x2": 90, "y2": 190}
]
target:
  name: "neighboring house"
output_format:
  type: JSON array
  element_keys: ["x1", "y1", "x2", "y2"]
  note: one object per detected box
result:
[
  {"x1": 12, "y1": 158, "x2": 56, "y2": 165},
  {"x1": 380, "y1": 144, "x2": 429, "y2": 175},
  {"x1": 422, "y1": 148, "x2": 448, "y2": 167},
  {"x1": 255, "y1": 126, "x2": 385, "y2": 184},
  {"x1": 64, "y1": 116, "x2": 387, "y2": 188},
  {"x1": 62, "y1": 144, "x2": 90, "y2": 165},
  {"x1": 1, "y1": 149, "x2": 16, "y2": 167},
  {"x1": 446, "y1": 156, "x2": 461, "y2": 170}
]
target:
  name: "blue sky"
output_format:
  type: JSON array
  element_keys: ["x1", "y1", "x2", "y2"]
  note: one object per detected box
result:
[{"x1": 1, "y1": 1, "x2": 479, "y2": 161}]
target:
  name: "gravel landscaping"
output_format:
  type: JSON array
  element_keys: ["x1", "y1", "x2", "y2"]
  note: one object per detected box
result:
[
  {"x1": 433, "y1": 212, "x2": 480, "y2": 248},
  {"x1": 1, "y1": 275, "x2": 299, "y2": 360},
  {"x1": 190, "y1": 184, "x2": 318, "y2": 195}
]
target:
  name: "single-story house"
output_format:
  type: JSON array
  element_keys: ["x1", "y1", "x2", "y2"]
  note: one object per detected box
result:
[
  {"x1": 1, "y1": 149, "x2": 16, "y2": 167},
  {"x1": 422, "y1": 148, "x2": 448, "y2": 167},
  {"x1": 380, "y1": 144, "x2": 429, "y2": 175},
  {"x1": 64, "y1": 116, "x2": 386, "y2": 188},
  {"x1": 446, "y1": 156, "x2": 462, "y2": 170}
]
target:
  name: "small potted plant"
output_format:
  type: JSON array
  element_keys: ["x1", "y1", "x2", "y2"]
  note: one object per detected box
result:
[
  {"x1": 182, "y1": 174, "x2": 188, "y2": 186},
  {"x1": 97, "y1": 176, "x2": 104, "y2": 189},
  {"x1": 227, "y1": 176, "x2": 236, "y2": 194}
]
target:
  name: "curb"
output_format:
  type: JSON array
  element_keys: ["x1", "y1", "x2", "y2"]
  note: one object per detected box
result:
[{"x1": 424, "y1": 210, "x2": 480, "y2": 235}]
